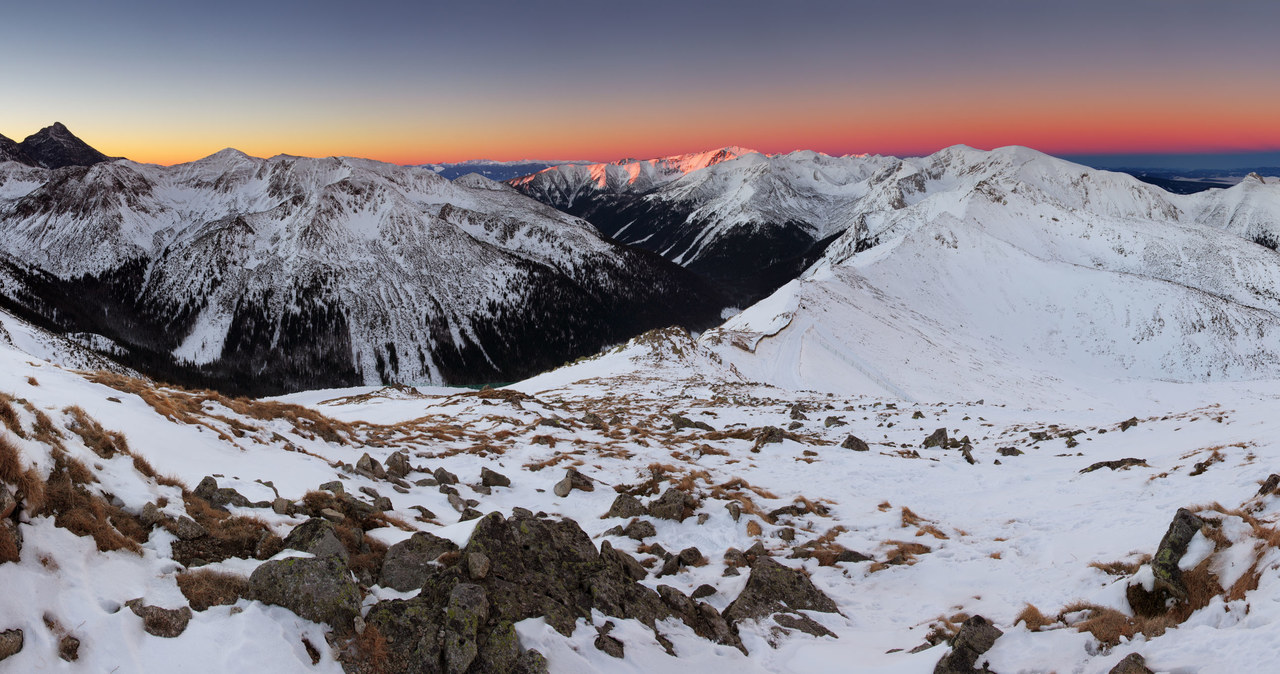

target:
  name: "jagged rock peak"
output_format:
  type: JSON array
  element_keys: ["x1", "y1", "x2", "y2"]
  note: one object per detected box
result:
[{"x1": 15, "y1": 122, "x2": 116, "y2": 169}]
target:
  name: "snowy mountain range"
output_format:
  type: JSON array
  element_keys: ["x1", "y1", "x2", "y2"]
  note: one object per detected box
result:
[
  {"x1": 0, "y1": 126, "x2": 719, "y2": 395},
  {"x1": 421, "y1": 159, "x2": 592, "y2": 182}
]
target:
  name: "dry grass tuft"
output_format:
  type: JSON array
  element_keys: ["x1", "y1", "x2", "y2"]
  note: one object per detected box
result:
[
  {"x1": 1088, "y1": 554, "x2": 1151, "y2": 577},
  {"x1": 1015, "y1": 603, "x2": 1053, "y2": 631},
  {"x1": 354, "y1": 623, "x2": 391, "y2": 674},
  {"x1": 42, "y1": 454, "x2": 144, "y2": 554},
  {"x1": 0, "y1": 393, "x2": 27, "y2": 439},
  {"x1": 65, "y1": 405, "x2": 129, "y2": 458},
  {"x1": 0, "y1": 434, "x2": 46, "y2": 512},
  {"x1": 176, "y1": 569, "x2": 250, "y2": 611}
]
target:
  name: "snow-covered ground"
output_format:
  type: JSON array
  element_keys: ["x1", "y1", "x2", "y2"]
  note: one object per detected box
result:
[{"x1": 3, "y1": 313, "x2": 1280, "y2": 672}]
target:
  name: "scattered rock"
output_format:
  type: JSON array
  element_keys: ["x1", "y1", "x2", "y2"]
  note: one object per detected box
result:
[
  {"x1": 138, "y1": 502, "x2": 163, "y2": 528},
  {"x1": 194, "y1": 476, "x2": 264, "y2": 510},
  {"x1": 648, "y1": 488, "x2": 697, "y2": 522},
  {"x1": 272, "y1": 498, "x2": 293, "y2": 515},
  {"x1": 1080, "y1": 458, "x2": 1149, "y2": 474},
  {"x1": 624, "y1": 519, "x2": 657, "y2": 540},
  {"x1": 553, "y1": 468, "x2": 594, "y2": 497},
  {"x1": 59, "y1": 634, "x2": 79, "y2": 662},
  {"x1": 787, "y1": 421, "x2": 803, "y2": 430},
  {"x1": 319, "y1": 508, "x2": 346, "y2": 523},
  {"x1": 1108, "y1": 652, "x2": 1155, "y2": 674},
  {"x1": 1119, "y1": 417, "x2": 1140, "y2": 431},
  {"x1": 997, "y1": 447, "x2": 1023, "y2": 457},
  {"x1": 581, "y1": 412, "x2": 607, "y2": 430},
  {"x1": 1258, "y1": 474, "x2": 1280, "y2": 497},
  {"x1": 841, "y1": 435, "x2": 870, "y2": 451},
  {"x1": 355, "y1": 453, "x2": 386, "y2": 479},
  {"x1": 933, "y1": 615, "x2": 1003, "y2": 673},
  {"x1": 670, "y1": 414, "x2": 714, "y2": 432},
  {"x1": 1127, "y1": 508, "x2": 1205, "y2": 617},
  {"x1": 594, "y1": 632, "x2": 625, "y2": 658},
  {"x1": 692, "y1": 584, "x2": 716, "y2": 599},
  {"x1": 460, "y1": 508, "x2": 485, "y2": 522},
  {"x1": 249, "y1": 556, "x2": 362, "y2": 630},
  {"x1": 823, "y1": 416, "x2": 846, "y2": 428},
  {"x1": 433, "y1": 467, "x2": 459, "y2": 485},
  {"x1": 380, "y1": 532, "x2": 460, "y2": 591},
  {"x1": 127, "y1": 600, "x2": 193, "y2": 638},
  {"x1": 726, "y1": 502, "x2": 742, "y2": 521},
  {"x1": 789, "y1": 405, "x2": 808, "y2": 421},
  {"x1": 283, "y1": 518, "x2": 349, "y2": 562},
  {"x1": 0, "y1": 629, "x2": 22, "y2": 661},
  {"x1": 480, "y1": 467, "x2": 511, "y2": 488},
  {"x1": 385, "y1": 450, "x2": 411, "y2": 478},
  {"x1": 604, "y1": 494, "x2": 647, "y2": 519},
  {"x1": 773, "y1": 611, "x2": 836, "y2": 638},
  {"x1": 467, "y1": 552, "x2": 491, "y2": 580},
  {"x1": 752, "y1": 426, "x2": 788, "y2": 452},
  {"x1": 723, "y1": 556, "x2": 838, "y2": 627},
  {"x1": 165, "y1": 516, "x2": 208, "y2": 541},
  {"x1": 923, "y1": 428, "x2": 948, "y2": 448},
  {"x1": 319, "y1": 480, "x2": 344, "y2": 493}
]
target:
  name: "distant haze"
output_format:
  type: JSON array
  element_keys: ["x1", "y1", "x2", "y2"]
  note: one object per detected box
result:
[{"x1": 1061, "y1": 151, "x2": 1280, "y2": 172}]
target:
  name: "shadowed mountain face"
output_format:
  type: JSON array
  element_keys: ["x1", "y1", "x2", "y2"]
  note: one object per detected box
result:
[
  {"x1": 0, "y1": 142, "x2": 723, "y2": 396},
  {"x1": 1, "y1": 122, "x2": 115, "y2": 169}
]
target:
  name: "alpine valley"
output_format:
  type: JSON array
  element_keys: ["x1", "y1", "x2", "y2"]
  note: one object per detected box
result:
[{"x1": 3, "y1": 124, "x2": 1280, "y2": 674}]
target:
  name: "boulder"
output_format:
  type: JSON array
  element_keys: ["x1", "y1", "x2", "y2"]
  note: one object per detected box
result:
[
  {"x1": 553, "y1": 468, "x2": 594, "y2": 497},
  {"x1": 355, "y1": 453, "x2": 386, "y2": 480},
  {"x1": 127, "y1": 600, "x2": 193, "y2": 638},
  {"x1": 283, "y1": 518, "x2": 349, "y2": 562},
  {"x1": 923, "y1": 428, "x2": 948, "y2": 448},
  {"x1": 623, "y1": 519, "x2": 657, "y2": 540},
  {"x1": 670, "y1": 414, "x2": 714, "y2": 432},
  {"x1": 723, "y1": 556, "x2": 838, "y2": 626},
  {"x1": 59, "y1": 635, "x2": 79, "y2": 662},
  {"x1": 434, "y1": 467, "x2": 459, "y2": 485},
  {"x1": 194, "y1": 476, "x2": 264, "y2": 510},
  {"x1": 1109, "y1": 653, "x2": 1154, "y2": 674},
  {"x1": 841, "y1": 435, "x2": 870, "y2": 452},
  {"x1": 604, "y1": 494, "x2": 647, "y2": 519},
  {"x1": 165, "y1": 516, "x2": 208, "y2": 541},
  {"x1": 0, "y1": 629, "x2": 22, "y2": 662},
  {"x1": 480, "y1": 467, "x2": 511, "y2": 488},
  {"x1": 0, "y1": 485, "x2": 15, "y2": 519},
  {"x1": 385, "y1": 451, "x2": 411, "y2": 478},
  {"x1": 380, "y1": 531, "x2": 459, "y2": 591},
  {"x1": 249, "y1": 556, "x2": 361, "y2": 630},
  {"x1": 648, "y1": 488, "x2": 697, "y2": 522},
  {"x1": 1127, "y1": 508, "x2": 1205, "y2": 617},
  {"x1": 933, "y1": 615, "x2": 1003, "y2": 673},
  {"x1": 752, "y1": 426, "x2": 788, "y2": 452}
]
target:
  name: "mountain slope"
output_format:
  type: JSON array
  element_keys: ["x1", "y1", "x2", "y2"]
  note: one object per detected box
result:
[
  {"x1": 684, "y1": 146, "x2": 1280, "y2": 405},
  {"x1": 0, "y1": 148, "x2": 721, "y2": 395},
  {"x1": 3, "y1": 122, "x2": 115, "y2": 169}
]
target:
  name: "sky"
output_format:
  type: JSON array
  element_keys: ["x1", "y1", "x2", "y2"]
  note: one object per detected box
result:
[{"x1": 3, "y1": 0, "x2": 1279, "y2": 165}]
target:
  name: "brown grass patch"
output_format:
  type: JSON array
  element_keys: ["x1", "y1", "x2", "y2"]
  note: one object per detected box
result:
[
  {"x1": 746, "y1": 520, "x2": 762, "y2": 536},
  {"x1": 1015, "y1": 604, "x2": 1053, "y2": 631},
  {"x1": 1088, "y1": 554, "x2": 1151, "y2": 577},
  {"x1": 0, "y1": 393, "x2": 27, "y2": 438},
  {"x1": 64, "y1": 405, "x2": 129, "y2": 458},
  {"x1": 354, "y1": 623, "x2": 390, "y2": 674},
  {"x1": 0, "y1": 524, "x2": 19, "y2": 563},
  {"x1": 0, "y1": 435, "x2": 46, "y2": 512},
  {"x1": 177, "y1": 569, "x2": 251, "y2": 611},
  {"x1": 42, "y1": 454, "x2": 144, "y2": 554}
]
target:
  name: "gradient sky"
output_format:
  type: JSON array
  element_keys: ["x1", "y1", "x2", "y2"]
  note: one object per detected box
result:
[{"x1": 4, "y1": 0, "x2": 1279, "y2": 165}]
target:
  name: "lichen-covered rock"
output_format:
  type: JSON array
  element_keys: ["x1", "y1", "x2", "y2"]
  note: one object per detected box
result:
[
  {"x1": 356, "y1": 453, "x2": 386, "y2": 479},
  {"x1": 480, "y1": 467, "x2": 511, "y2": 488},
  {"x1": 1127, "y1": 508, "x2": 1205, "y2": 617},
  {"x1": 1109, "y1": 653, "x2": 1155, "y2": 674},
  {"x1": 724, "y1": 556, "x2": 838, "y2": 626},
  {"x1": 127, "y1": 600, "x2": 193, "y2": 638},
  {"x1": 933, "y1": 615, "x2": 1003, "y2": 673},
  {"x1": 249, "y1": 556, "x2": 361, "y2": 630},
  {"x1": 841, "y1": 435, "x2": 870, "y2": 452},
  {"x1": 552, "y1": 467, "x2": 594, "y2": 497},
  {"x1": 648, "y1": 488, "x2": 697, "y2": 522},
  {"x1": 443, "y1": 583, "x2": 489, "y2": 673},
  {"x1": 604, "y1": 493, "x2": 647, "y2": 519},
  {"x1": 623, "y1": 519, "x2": 657, "y2": 540},
  {"x1": 165, "y1": 516, "x2": 208, "y2": 541},
  {"x1": 283, "y1": 518, "x2": 348, "y2": 562},
  {"x1": 380, "y1": 531, "x2": 459, "y2": 591},
  {"x1": 0, "y1": 629, "x2": 22, "y2": 662}
]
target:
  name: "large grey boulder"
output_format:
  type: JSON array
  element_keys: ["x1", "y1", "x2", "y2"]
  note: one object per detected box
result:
[
  {"x1": 724, "y1": 556, "x2": 838, "y2": 626},
  {"x1": 933, "y1": 615, "x2": 1003, "y2": 673},
  {"x1": 379, "y1": 532, "x2": 459, "y2": 591},
  {"x1": 249, "y1": 556, "x2": 361, "y2": 630}
]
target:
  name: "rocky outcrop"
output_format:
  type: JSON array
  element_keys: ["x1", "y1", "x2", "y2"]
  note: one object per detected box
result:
[
  {"x1": 127, "y1": 600, "x2": 193, "y2": 638},
  {"x1": 933, "y1": 615, "x2": 1003, "y2": 673},
  {"x1": 379, "y1": 532, "x2": 459, "y2": 592},
  {"x1": 1126, "y1": 508, "x2": 1205, "y2": 617},
  {"x1": 723, "y1": 555, "x2": 838, "y2": 637},
  {"x1": 249, "y1": 556, "x2": 361, "y2": 630}
]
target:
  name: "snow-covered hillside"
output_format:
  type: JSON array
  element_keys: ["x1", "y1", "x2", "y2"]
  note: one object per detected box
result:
[
  {"x1": 0, "y1": 137, "x2": 720, "y2": 395},
  {"x1": 4, "y1": 315, "x2": 1280, "y2": 673}
]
